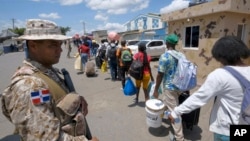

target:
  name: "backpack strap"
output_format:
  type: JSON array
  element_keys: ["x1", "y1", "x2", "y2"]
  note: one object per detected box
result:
[
  {"x1": 224, "y1": 66, "x2": 250, "y2": 111},
  {"x1": 167, "y1": 50, "x2": 185, "y2": 60},
  {"x1": 224, "y1": 66, "x2": 250, "y2": 89},
  {"x1": 33, "y1": 71, "x2": 67, "y2": 103},
  {"x1": 119, "y1": 47, "x2": 123, "y2": 57},
  {"x1": 31, "y1": 71, "x2": 68, "y2": 128}
]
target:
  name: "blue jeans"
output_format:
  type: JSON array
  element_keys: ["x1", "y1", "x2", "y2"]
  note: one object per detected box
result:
[
  {"x1": 81, "y1": 53, "x2": 88, "y2": 69},
  {"x1": 109, "y1": 59, "x2": 117, "y2": 80},
  {"x1": 92, "y1": 48, "x2": 97, "y2": 57},
  {"x1": 214, "y1": 133, "x2": 229, "y2": 141}
]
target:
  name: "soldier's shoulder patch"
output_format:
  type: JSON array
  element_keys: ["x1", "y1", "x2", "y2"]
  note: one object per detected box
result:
[{"x1": 30, "y1": 89, "x2": 51, "y2": 105}]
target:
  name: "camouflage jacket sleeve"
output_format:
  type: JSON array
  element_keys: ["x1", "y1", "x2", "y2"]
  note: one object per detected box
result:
[{"x1": 1, "y1": 72, "x2": 89, "y2": 141}]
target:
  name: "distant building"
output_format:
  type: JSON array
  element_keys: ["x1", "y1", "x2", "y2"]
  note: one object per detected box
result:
[
  {"x1": 121, "y1": 13, "x2": 167, "y2": 40},
  {"x1": 92, "y1": 30, "x2": 107, "y2": 43},
  {"x1": 91, "y1": 13, "x2": 167, "y2": 42},
  {"x1": 161, "y1": 0, "x2": 250, "y2": 83}
]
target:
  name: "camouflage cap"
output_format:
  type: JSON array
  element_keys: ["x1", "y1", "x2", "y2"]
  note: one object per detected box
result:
[{"x1": 18, "y1": 19, "x2": 70, "y2": 40}]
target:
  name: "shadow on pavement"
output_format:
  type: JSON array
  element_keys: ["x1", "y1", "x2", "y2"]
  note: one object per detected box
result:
[
  {"x1": 183, "y1": 125, "x2": 202, "y2": 141},
  {"x1": 104, "y1": 77, "x2": 111, "y2": 80},
  {"x1": 127, "y1": 101, "x2": 145, "y2": 108},
  {"x1": 162, "y1": 118, "x2": 202, "y2": 141},
  {"x1": 86, "y1": 74, "x2": 99, "y2": 78},
  {"x1": 148, "y1": 125, "x2": 169, "y2": 137}
]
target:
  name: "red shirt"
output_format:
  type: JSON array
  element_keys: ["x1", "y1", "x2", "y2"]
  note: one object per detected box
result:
[
  {"x1": 78, "y1": 45, "x2": 90, "y2": 54},
  {"x1": 133, "y1": 52, "x2": 151, "y2": 74}
]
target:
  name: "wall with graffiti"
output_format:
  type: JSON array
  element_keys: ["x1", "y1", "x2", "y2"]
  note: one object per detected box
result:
[{"x1": 162, "y1": 0, "x2": 250, "y2": 83}]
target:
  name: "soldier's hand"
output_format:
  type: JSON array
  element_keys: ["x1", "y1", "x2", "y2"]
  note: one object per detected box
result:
[{"x1": 80, "y1": 96, "x2": 88, "y2": 116}]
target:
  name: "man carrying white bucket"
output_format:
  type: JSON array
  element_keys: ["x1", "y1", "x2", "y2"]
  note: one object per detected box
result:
[{"x1": 152, "y1": 34, "x2": 184, "y2": 141}]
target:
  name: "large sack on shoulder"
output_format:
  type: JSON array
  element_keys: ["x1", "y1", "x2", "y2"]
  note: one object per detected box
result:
[{"x1": 85, "y1": 61, "x2": 96, "y2": 77}]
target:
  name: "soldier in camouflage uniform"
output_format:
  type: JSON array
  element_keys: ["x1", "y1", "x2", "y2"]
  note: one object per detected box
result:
[{"x1": 1, "y1": 19, "x2": 99, "y2": 141}]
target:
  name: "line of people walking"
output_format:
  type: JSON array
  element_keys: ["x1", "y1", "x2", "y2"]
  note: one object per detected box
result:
[
  {"x1": 95, "y1": 38, "x2": 154, "y2": 103},
  {"x1": 94, "y1": 34, "x2": 250, "y2": 141},
  {"x1": 3, "y1": 18, "x2": 249, "y2": 141}
]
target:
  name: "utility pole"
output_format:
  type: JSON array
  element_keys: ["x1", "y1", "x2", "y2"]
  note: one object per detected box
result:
[
  {"x1": 82, "y1": 21, "x2": 86, "y2": 35},
  {"x1": 11, "y1": 18, "x2": 16, "y2": 29}
]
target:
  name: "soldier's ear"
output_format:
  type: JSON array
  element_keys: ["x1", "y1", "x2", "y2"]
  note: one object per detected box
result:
[
  {"x1": 27, "y1": 40, "x2": 35, "y2": 48},
  {"x1": 27, "y1": 40, "x2": 41, "y2": 52}
]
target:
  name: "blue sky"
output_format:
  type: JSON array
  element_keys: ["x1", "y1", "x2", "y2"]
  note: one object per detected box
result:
[{"x1": 0, "y1": 0, "x2": 192, "y2": 36}]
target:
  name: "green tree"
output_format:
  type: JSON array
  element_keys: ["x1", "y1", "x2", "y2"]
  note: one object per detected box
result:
[
  {"x1": 60, "y1": 26, "x2": 71, "y2": 35},
  {"x1": 10, "y1": 27, "x2": 25, "y2": 36}
]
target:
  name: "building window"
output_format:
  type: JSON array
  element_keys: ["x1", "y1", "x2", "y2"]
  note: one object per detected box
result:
[
  {"x1": 152, "y1": 19, "x2": 159, "y2": 29},
  {"x1": 185, "y1": 26, "x2": 200, "y2": 48},
  {"x1": 237, "y1": 24, "x2": 245, "y2": 40}
]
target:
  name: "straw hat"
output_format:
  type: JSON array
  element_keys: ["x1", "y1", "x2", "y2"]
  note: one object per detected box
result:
[{"x1": 18, "y1": 19, "x2": 69, "y2": 40}]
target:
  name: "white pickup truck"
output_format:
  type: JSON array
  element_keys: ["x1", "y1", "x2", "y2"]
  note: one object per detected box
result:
[{"x1": 127, "y1": 39, "x2": 166, "y2": 58}]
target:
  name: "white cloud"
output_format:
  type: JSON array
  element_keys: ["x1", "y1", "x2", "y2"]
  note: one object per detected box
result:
[
  {"x1": 0, "y1": 19, "x2": 25, "y2": 30},
  {"x1": 39, "y1": 12, "x2": 61, "y2": 19},
  {"x1": 94, "y1": 13, "x2": 108, "y2": 21},
  {"x1": 0, "y1": 21, "x2": 12, "y2": 30},
  {"x1": 85, "y1": 0, "x2": 149, "y2": 15},
  {"x1": 58, "y1": 0, "x2": 83, "y2": 6},
  {"x1": 66, "y1": 29, "x2": 80, "y2": 36},
  {"x1": 14, "y1": 20, "x2": 26, "y2": 29},
  {"x1": 160, "y1": 0, "x2": 190, "y2": 14},
  {"x1": 131, "y1": 0, "x2": 149, "y2": 12},
  {"x1": 31, "y1": 0, "x2": 83, "y2": 5},
  {"x1": 107, "y1": 8, "x2": 127, "y2": 15},
  {"x1": 97, "y1": 22, "x2": 125, "y2": 32}
]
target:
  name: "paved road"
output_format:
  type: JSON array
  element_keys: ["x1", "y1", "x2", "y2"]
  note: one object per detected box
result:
[{"x1": 0, "y1": 45, "x2": 213, "y2": 141}]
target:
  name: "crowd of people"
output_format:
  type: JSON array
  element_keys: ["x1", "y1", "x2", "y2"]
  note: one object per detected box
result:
[
  {"x1": 76, "y1": 36, "x2": 155, "y2": 105},
  {"x1": 1, "y1": 18, "x2": 250, "y2": 141},
  {"x1": 72, "y1": 35, "x2": 100, "y2": 58}
]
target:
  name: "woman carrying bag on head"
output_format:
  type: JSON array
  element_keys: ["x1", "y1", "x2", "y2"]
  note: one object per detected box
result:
[{"x1": 133, "y1": 42, "x2": 154, "y2": 103}]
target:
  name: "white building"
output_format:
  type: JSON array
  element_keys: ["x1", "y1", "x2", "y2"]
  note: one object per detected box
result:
[{"x1": 124, "y1": 13, "x2": 165, "y2": 32}]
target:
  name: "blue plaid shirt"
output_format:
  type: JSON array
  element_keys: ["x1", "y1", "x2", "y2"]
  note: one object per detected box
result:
[{"x1": 158, "y1": 52, "x2": 179, "y2": 91}]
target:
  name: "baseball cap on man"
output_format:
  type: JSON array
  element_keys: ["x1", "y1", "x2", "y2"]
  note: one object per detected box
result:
[
  {"x1": 165, "y1": 34, "x2": 179, "y2": 45},
  {"x1": 18, "y1": 19, "x2": 69, "y2": 40}
]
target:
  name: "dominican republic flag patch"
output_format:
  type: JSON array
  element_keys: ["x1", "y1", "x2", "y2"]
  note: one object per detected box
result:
[{"x1": 30, "y1": 89, "x2": 51, "y2": 105}]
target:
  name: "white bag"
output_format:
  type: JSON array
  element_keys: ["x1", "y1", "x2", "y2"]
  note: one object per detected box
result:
[
  {"x1": 148, "y1": 81, "x2": 163, "y2": 99},
  {"x1": 74, "y1": 53, "x2": 83, "y2": 70}
]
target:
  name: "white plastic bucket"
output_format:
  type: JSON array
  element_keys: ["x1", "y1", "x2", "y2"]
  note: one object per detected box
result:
[{"x1": 145, "y1": 99, "x2": 165, "y2": 128}]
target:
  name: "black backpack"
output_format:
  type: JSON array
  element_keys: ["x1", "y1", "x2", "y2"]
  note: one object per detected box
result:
[
  {"x1": 129, "y1": 53, "x2": 148, "y2": 80},
  {"x1": 108, "y1": 46, "x2": 117, "y2": 59},
  {"x1": 129, "y1": 59, "x2": 144, "y2": 80},
  {"x1": 98, "y1": 44, "x2": 107, "y2": 58}
]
